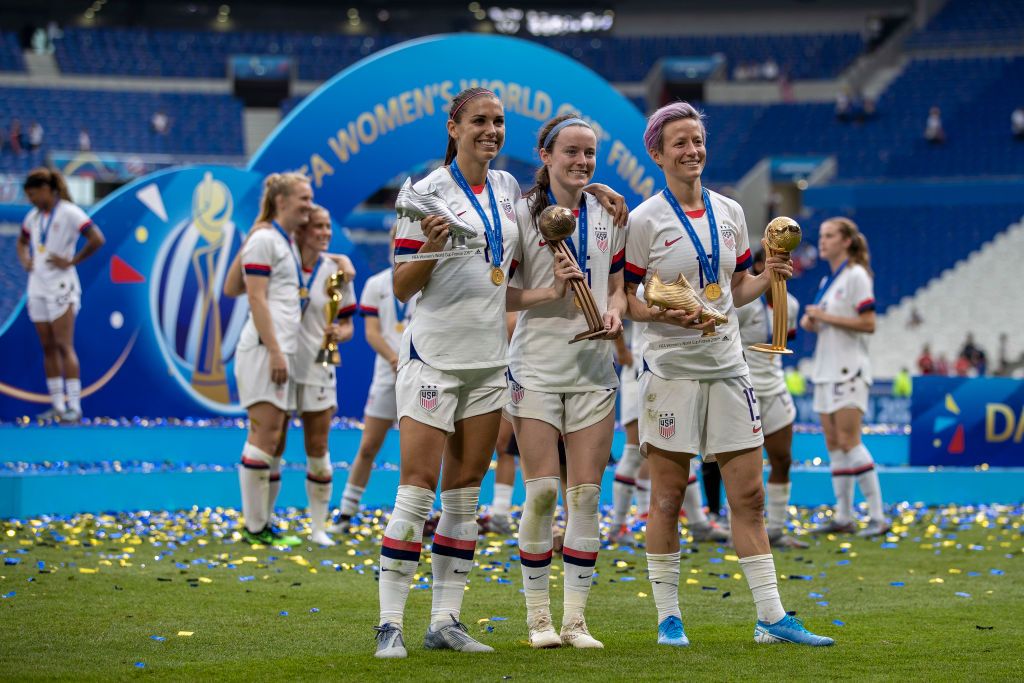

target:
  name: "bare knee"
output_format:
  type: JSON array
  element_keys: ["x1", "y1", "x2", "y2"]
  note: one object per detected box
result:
[
  {"x1": 728, "y1": 482, "x2": 765, "y2": 518},
  {"x1": 652, "y1": 488, "x2": 683, "y2": 517},
  {"x1": 836, "y1": 434, "x2": 860, "y2": 452},
  {"x1": 768, "y1": 450, "x2": 792, "y2": 473}
]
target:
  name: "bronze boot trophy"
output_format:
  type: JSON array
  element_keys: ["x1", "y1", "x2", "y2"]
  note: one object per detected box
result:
[
  {"x1": 749, "y1": 216, "x2": 801, "y2": 355},
  {"x1": 644, "y1": 271, "x2": 727, "y2": 337},
  {"x1": 538, "y1": 205, "x2": 607, "y2": 344},
  {"x1": 315, "y1": 271, "x2": 348, "y2": 366}
]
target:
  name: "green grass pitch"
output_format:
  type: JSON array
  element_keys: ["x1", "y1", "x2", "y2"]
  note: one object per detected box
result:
[{"x1": 1, "y1": 505, "x2": 1021, "y2": 681}]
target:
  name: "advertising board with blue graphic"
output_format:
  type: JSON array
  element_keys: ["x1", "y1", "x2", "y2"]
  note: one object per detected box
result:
[
  {"x1": 910, "y1": 376, "x2": 1024, "y2": 466},
  {"x1": 0, "y1": 34, "x2": 651, "y2": 418}
]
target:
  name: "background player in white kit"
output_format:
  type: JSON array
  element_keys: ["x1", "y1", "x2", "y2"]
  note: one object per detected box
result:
[
  {"x1": 287, "y1": 205, "x2": 356, "y2": 546},
  {"x1": 507, "y1": 114, "x2": 625, "y2": 650},
  {"x1": 332, "y1": 226, "x2": 418, "y2": 533},
  {"x1": 802, "y1": 217, "x2": 889, "y2": 537},
  {"x1": 233, "y1": 172, "x2": 312, "y2": 546},
  {"x1": 16, "y1": 167, "x2": 105, "y2": 422},
  {"x1": 737, "y1": 250, "x2": 807, "y2": 548},
  {"x1": 626, "y1": 102, "x2": 833, "y2": 648}
]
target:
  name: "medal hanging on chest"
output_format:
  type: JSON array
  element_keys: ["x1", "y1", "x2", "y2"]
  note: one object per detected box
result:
[
  {"x1": 37, "y1": 203, "x2": 58, "y2": 255},
  {"x1": 393, "y1": 295, "x2": 408, "y2": 332},
  {"x1": 272, "y1": 221, "x2": 308, "y2": 309},
  {"x1": 450, "y1": 161, "x2": 505, "y2": 285},
  {"x1": 662, "y1": 188, "x2": 722, "y2": 301}
]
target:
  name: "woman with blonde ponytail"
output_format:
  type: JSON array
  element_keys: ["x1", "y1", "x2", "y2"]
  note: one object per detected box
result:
[
  {"x1": 17, "y1": 167, "x2": 105, "y2": 422},
  {"x1": 802, "y1": 217, "x2": 889, "y2": 537}
]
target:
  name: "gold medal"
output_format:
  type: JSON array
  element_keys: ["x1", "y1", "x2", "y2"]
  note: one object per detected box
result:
[
  {"x1": 704, "y1": 282, "x2": 722, "y2": 301},
  {"x1": 299, "y1": 287, "x2": 309, "y2": 298},
  {"x1": 395, "y1": 322, "x2": 405, "y2": 333},
  {"x1": 38, "y1": 244, "x2": 46, "y2": 253},
  {"x1": 490, "y1": 266, "x2": 504, "y2": 286}
]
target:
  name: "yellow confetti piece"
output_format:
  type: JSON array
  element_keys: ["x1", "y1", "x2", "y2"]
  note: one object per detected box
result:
[
  {"x1": 363, "y1": 559, "x2": 374, "y2": 566},
  {"x1": 839, "y1": 542, "x2": 852, "y2": 549},
  {"x1": 199, "y1": 577, "x2": 212, "y2": 584},
  {"x1": 949, "y1": 568, "x2": 962, "y2": 574},
  {"x1": 99, "y1": 560, "x2": 112, "y2": 566},
  {"x1": 4, "y1": 530, "x2": 14, "y2": 537},
  {"x1": 686, "y1": 578, "x2": 699, "y2": 585},
  {"x1": 690, "y1": 568, "x2": 700, "y2": 574},
  {"x1": 733, "y1": 573, "x2": 743, "y2": 580},
  {"x1": 637, "y1": 592, "x2": 648, "y2": 598},
  {"x1": 929, "y1": 578, "x2": 944, "y2": 584},
  {"x1": 477, "y1": 618, "x2": 490, "y2": 624},
  {"x1": 242, "y1": 556, "x2": 258, "y2": 562},
  {"x1": 78, "y1": 568, "x2": 97, "y2": 574},
  {"x1": 724, "y1": 554, "x2": 739, "y2": 562},
  {"x1": 177, "y1": 631, "x2": 193, "y2": 637},
  {"x1": 347, "y1": 549, "x2": 356, "y2": 556}
]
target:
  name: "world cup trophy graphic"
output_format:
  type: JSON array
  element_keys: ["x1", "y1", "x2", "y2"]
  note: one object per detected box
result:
[{"x1": 189, "y1": 172, "x2": 234, "y2": 402}]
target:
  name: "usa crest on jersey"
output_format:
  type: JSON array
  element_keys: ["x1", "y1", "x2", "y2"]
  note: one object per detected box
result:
[
  {"x1": 721, "y1": 225, "x2": 736, "y2": 252},
  {"x1": 659, "y1": 412, "x2": 676, "y2": 439},
  {"x1": 500, "y1": 196, "x2": 515, "y2": 222},
  {"x1": 510, "y1": 379, "x2": 525, "y2": 405},
  {"x1": 419, "y1": 385, "x2": 439, "y2": 412},
  {"x1": 595, "y1": 226, "x2": 609, "y2": 253}
]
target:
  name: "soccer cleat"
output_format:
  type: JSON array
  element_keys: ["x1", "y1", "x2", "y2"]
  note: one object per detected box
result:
[
  {"x1": 754, "y1": 614, "x2": 835, "y2": 646},
  {"x1": 768, "y1": 528, "x2": 810, "y2": 549},
  {"x1": 811, "y1": 519, "x2": 857, "y2": 535},
  {"x1": 395, "y1": 178, "x2": 479, "y2": 245},
  {"x1": 611, "y1": 524, "x2": 635, "y2": 547},
  {"x1": 527, "y1": 612, "x2": 561, "y2": 649},
  {"x1": 690, "y1": 521, "x2": 730, "y2": 543},
  {"x1": 657, "y1": 615, "x2": 690, "y2": 647},
  {"x1": 59, "y1": 408, "x2": 82, "y2": 423},
  {"x1": 35, "y1": 407, "x2": 60, "y2": 422},
  {"x1": 374, "y1": 622, "x2": 407, "y2": 659},
  {"x1": 310, "y1": 529, "x2": 336, "y2": 546},
  {"x1": 424, "y1": 614, "x2": 495, "y2": 653},
  {"x1": 240, "y1": 526, "x2": 271, "y2": 545},
  {"x1": 327, "y1": 514, "x2": 353, "y2": 535},
  {"x1": 268, "y1": 529, "x2": 303, "y2": 547},
  {"x1": 560, "y1": 617, "x2": 604, "y2": 649},
  {"x1": 856, "y1": 520, "x2": 892, "y2": 538},
  {"x1": 484, "y1": 513, "x2": 514, "y2": 535}
]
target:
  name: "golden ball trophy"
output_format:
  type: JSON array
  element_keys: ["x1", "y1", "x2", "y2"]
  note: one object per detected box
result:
[
  {"x1": 538, "y1": 205, "x2": 608, "y2": 344},
  {"x1": 644, "y1": 271, "x2": 727, "y2": 336},
  {"x1": 315, "y1": 271, "x2": 349, "y2": 366},
  {"x1": 749, "y1": 216, "x2": 801, "y2": 355}
]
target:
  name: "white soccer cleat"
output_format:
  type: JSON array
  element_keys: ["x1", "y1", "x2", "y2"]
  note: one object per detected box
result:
[
  {"x1": 527, "y1": 612, "x2": 562, "y2": 649},
  {"x1": 395, "y1": 178, "x2": 479, "y2": 243},
  {"x1": 690, "y1": 521, "x2": 730, "y2": 543},
  {"x1": 768, "y1": 528, "x2": 810, "y2": 549},
  {"x1": 424, "y1": 615, "x2": 495, "y2": 653},
  {"x1": 856, "y1": 520, "x2": 892, "y2": 538},
  {"x1": 374, "y1": 622, "x2": 407, "y2": 659},
  {"x1": 560, "y1": 617, "x2": 604, "y2": 649},
  {"x1": 310, "y1": 529, "x2": 335, "y2": 546},
  {"x1": 610, "y1": 524, "x2": 635, "y2": 547}
]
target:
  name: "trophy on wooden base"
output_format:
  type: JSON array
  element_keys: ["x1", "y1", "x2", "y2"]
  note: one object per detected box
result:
[
  {"x1": 749, "y1": 216, "x2": 801, "y2": 355},
  {"x1": 538, "y1": 205, "x2": 607, "y2": 344}
]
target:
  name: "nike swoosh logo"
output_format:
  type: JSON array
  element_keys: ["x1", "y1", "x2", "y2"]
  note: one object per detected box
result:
[
  {"x1": 578, "y1": 573, "x2": 594, "y2": 580},
  {"x1": 665, "y1": 236, "x2": 684, "y2": 247},
  {"x1": 538, "y1": 240, "x2": 547, "y2": 247},
  {"x1": 528, "y1": 574, "x2": 545, "y2": 581},
  {"x1": 752, "y1": 425, "x2": 762, "y2": 434},
  {"x1": 457, "y1": 210, "x2": 467, "y2": 217},
  {"x1": 453, "y1": 569, "x2": 469, "y2": 574}
]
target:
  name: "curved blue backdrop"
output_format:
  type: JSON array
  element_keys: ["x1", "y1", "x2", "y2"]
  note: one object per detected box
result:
[{"x1": 0, "y1": 34, "x2": 651, "y2": 418}]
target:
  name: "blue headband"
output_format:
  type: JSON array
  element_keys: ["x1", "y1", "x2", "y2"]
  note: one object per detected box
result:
[{"x1": 542, "y1": 117, "x2": 592, "y2": 149}]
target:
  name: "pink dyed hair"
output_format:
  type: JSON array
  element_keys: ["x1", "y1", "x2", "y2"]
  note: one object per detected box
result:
[{"x1": 642, "y1": 101, "x2": 707, "y2": 156}]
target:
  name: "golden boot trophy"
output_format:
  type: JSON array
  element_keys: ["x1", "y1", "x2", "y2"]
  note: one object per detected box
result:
[
  {"x1": 538, "y1": 205, "x2": 607, "y2": 344},
  {"x1": 749, "y1": 216, "x2": 801, "y2": 355},
  {"x1": 315, "y1": 271, "x2": 348, "y2": 366},
  {"x1": 644, "y1": 271, "x2": 727, "y2": 337}
]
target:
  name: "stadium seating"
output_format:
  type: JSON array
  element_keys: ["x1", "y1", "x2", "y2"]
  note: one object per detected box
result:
[
  {"x1": 0, "y1": 235, "x2": 23, "y2": 327},
  {"x1": 906, "y1": 0, "x2": 1024, "y2": 49},
  {"x1": 0, "y1": 32, "x2": 25, "y2": 72},
  {"x1": 54, "y1": 27, "x2": 864, "y2": 83}
]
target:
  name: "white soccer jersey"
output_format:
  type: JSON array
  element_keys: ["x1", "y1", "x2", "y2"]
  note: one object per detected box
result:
[
  {"x1": 507, "y1": 193, "x2": 625, "y2": 392},
  {"x1": 359, "y1": 267, "x2": 419, "y2": 384},
  {"x1": 21, "y1": 200, "x2": 93, "y2": 298},
  {"x1": 393, "y1": 166, "x2": 522, "y2": 371},
  {"x1": 625, "y1": 188, "x2": 753, "y2": 380},
  {"x1": 293, "y1": 255, "x2": 358, "y2": 386},
  {"x1": 738, "y1": 293, "x2": 799, "y2": 396},
  {"x1": 237, "y1": 227, "x2": 302, "y2": 355},
  {"x1": 630, "y1": 284, "x2": 647, "y2": 361},
  {"x1": 810, "y1": 262, "x2": 875, "y2": 384}
]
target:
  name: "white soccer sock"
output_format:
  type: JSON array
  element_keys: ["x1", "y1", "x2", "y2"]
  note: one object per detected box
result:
[
  {"x1": 646, "y1": 551, "x2": 681, "y2": 623},
  {"x1": 739, "y1": 553, "x2": 786, "y2": 624},
  {"x1": 305, "y1": 453, "x2": 332, "y2": 534},
  {"x1": 430, "y1": 487, "x2": 480, "y2": 628},
  {"x1": 562, "y1": 483, "x2": 601, "y2": 624},
  {"x1": 518, "y1": 476, "x2": 558, "y2": 621},
  {"x1": 267, "y1": 455, "x2": 283, "y2": 522},
  {"x1": 492, "y1": 482, "x2": 513, "y2": 518},
  {"x1": 46, "y1": 377, "x2": 66, "y2": 412},
  {"x1": 829, "y1": 448, "x2": 856, "y2": 525},
  {"x1": 238, "y1": 442, "x2": 273, "y2": 533},
  {"x1": 65, "y1": 378, "x2": 81, "y2": 413},
  {"x1": 339, "y1": 481, "x2": 365, "y2": 518},
  {"x1": 612, "y1": 444, "x2": 643, "y2": 526},
  {"x1": 682, "y1": 474, "x2": 709, "y2": 527},
  {"x1": 635, "y1": 478, "x2": 651, "y2": 518},
  {"x1": 379, "y1": 485, "x2": 435, "y2": 628},
  {"x1": 766, "y1": 482, "x2": 791, "y2": 532},
  {"x1": 849, "y1": 444, "x2": 885, "y2": 523}
]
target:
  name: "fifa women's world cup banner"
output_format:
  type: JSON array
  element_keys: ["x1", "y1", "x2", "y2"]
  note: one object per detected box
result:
[
  {"x1": 910, "y1": 375, "x2": 1024, "y2": 467},
  {"x1": 0, "y1": 34, "x2": 651, "y2": 418}
]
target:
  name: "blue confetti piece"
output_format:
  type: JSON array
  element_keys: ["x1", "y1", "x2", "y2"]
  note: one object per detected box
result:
[
  {"x1": 4, "y1": 558, "x2": 20, "y2": 565},
  {"x1": 134, "y1": 662, "x2": 145, "y2": 669},
  {"x1": 150, "y1": 635, "x2": 166, "y2": 642},
  {"x1": 279, "y1": 611, "x2": 288, "y2": 616},
  {"x1": 320, "y1": 560, "x2": 333, "y2": 566},
  {"x1": 486, "y1": 625, "x2": 494, "y2": 633},
  {"x1": 955, "y1": 592, "x2": 971, "y2": 598},
  {"x1": 496, "y1": 578, "x2": 511, "y2": 584},
  {"x1": 967, "y1": 572, "x2": 980, "y2": 577},
  {"x1": 239, "y1": 576, "x2": 255, "y2": 582},
  {"x1": 836, "y1": 559, "x2": 850, "y2": 565},
  {"x1": 2, "y1": 591, "x2": 15, "y2": 598},
  {"x1": 832, "y1": 620, "x2": 845, "y2": 627},
  {"x1": 709, "y1": 558, "x2": 723, "y2": 564},
  {"x1": 880, "y1": 543, "x2": 898, "y2": 549},
  {"x1": 37, "y1": 561, "x2": 45, "y2": 570},
  {"x1": 809, "y1": 592, "x2": 824, "y2": 598},
  {"x1": 490, "y1": 617, "x2": 507, "y2": 621},
  {"x1": 175, "y1": 562, "x2": 188, "y2": 570},
  {"x1": 890, "y1": 581, "x2": 905, "y2": 587},
  {"x1": 620, "y1": 576, "x2": 636, "y2": 582},
  {"x1": 990, "y1": 569, "x2": 1004, "y2": 576},
  {"x1": 817, "y1": 601, "x2": 829, "y2": 607},
  {"x1": 309, "y1": 608, "x2": 320, "y2": 613}
]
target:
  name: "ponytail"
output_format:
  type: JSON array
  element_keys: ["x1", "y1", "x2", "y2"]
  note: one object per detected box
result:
[
  {"x1": 827, "y1": 216, "x2": 873, "y2": 277},
  {"x1": 444, "y1": 87, "x2": 498, "y2": 165},
  {"x1": 24, "y1": 167, "x2": 71, "y2": 202},
  {"x1": 256, "y1": 172, "x2": 308, "y2": 224},
  {"x1": 526, "y1": 113, "x2": 591, "y2": 229}
]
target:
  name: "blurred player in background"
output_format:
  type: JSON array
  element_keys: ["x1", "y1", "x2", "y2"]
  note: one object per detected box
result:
[
  {"x1": 802, "y1": 217, "x2": 889, "y2": 537},
  {"x1": 17, "y1": 167, "x2": 105, "y2": 422}
]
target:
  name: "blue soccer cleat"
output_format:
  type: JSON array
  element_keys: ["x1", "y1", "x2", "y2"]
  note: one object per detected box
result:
[
  {"x1": 754, "y1": 614, "x2": 835, "y2": 646},
  {"x1": 657, "y1": 615, "x2": 690, "y2": 647}
]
